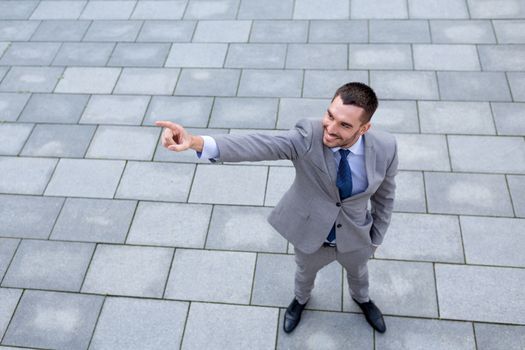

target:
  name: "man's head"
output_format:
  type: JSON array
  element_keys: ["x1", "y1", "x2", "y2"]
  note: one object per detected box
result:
[{"x1": 322, "y1": 82, "x2": 378, "y2": 148}]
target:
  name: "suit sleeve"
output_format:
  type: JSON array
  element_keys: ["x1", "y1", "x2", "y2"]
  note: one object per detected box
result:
[
  {"x1": 369, "y1": 140, "x2": 399, "y2": 246},
  {"x1": 211, "y1": 119, "x2": 313, "y2": 162}
]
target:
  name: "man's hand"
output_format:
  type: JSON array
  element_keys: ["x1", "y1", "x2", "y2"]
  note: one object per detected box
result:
[{"x1": 155, "y1": 120, "x2": 203, "y2": 152}]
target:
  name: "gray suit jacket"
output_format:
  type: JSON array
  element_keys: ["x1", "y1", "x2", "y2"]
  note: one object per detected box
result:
[{"x1": 213, "y1": 118, "x2": 398, "y2": 254}]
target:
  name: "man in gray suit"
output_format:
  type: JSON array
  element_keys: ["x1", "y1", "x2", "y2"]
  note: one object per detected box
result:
[{"x1": 156, "y1": 82, "x2": 398, "y2": 334}]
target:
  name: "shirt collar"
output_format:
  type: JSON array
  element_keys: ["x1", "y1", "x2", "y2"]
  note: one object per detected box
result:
[{"x1": 331, "y1": 135, "x2": 364, "y2": 155}]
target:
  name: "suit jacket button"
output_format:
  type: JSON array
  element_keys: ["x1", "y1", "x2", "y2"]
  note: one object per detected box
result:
[
  {"x1": 336, "y1": 224, "x2": 342, "y2": 228},
  {"x1": 336, "y1": 202, "x2": 341, "y2": 207}
]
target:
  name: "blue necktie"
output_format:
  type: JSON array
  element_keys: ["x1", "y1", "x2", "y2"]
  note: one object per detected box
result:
[{"x1": 326, "y1": 149, "x2": 353, "y2": 243}]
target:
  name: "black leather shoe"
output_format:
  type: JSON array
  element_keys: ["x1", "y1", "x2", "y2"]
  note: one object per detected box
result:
[
  {"x1": 352, "y1": 298, "x2": 386, "y2": 333},
  {"x1": 283, "y1": 298, "x2": 307, "y2": 333}
]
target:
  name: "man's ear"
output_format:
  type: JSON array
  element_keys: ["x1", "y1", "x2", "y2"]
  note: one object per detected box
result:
[{"x1": 360, "y1": 122, "x2": 371, "y2": 134}]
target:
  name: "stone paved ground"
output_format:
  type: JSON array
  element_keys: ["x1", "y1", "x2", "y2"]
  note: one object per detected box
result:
[{"x1": 0, "y1": 0, "x2": 525, "y2": 349}]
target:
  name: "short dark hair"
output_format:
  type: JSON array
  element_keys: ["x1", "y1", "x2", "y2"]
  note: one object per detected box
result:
[{"x1": 332, "y1": 82, "x2": 378, "y2": 123}]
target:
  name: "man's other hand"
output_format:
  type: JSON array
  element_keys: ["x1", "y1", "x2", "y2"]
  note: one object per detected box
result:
[{"x1": 155, "y1": 120, "x2": 203, "y2": 152}]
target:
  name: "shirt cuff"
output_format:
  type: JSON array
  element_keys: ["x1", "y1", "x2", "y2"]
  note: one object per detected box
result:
[{"x1": 196, "y1": 135, "x2": 219, "y2": 162}]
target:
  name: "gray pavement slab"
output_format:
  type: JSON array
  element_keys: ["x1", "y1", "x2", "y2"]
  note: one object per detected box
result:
[
  {"x1": 127, "y1": 201, "x2": 211, "y2": 248},
  {"x1": 437, "y1": 71, "x2": 512, "y2": 101},
  {"x1": 2, "y1": 239, "x2": 94, "y2": 291},
  {"x1": 461, "y1": 216, "x2": 525, "y2": 267},
  {"x1": 144, "y1": 96, "x2": 213, "y2": 127},
  {"x1": 309, "y1": 20, "x2": 368, "y2": 43},
  {"x1": 210, "y1": 97, "x2": 278, "y2": 129},
  {"x1": 0, "y1": 288, "x2": 22, "y2": 340},
  {"x1": 448, "y1": 135, "x2": 525, "y2": 173},
  {"x1": 252, "y1": 253, "x2": 342, "y2": 311},
  {"x1": 349, "y1": 44, "x2": 412, "y2": 70},
  {"x1": 508, "y1": 72, "x2": 525, "y2": 101},
  {"x1": 0, "y1": 123, "x2": 33, "y2": 155},
  {"x1": 51, "y1": 198, "x2": 136, "y2": 244},
  {"x1": 377, "y1": 213, "x2": 464, "y2": 263},
  {"x1": 408, "y1": 0, "x2": 469, "y2": 19},
  {"x1": 294, "y1": 0, "x2": 349, "y2": 19},
  {"x1": 468, "y1": 0, "x2": 525, "y2": 19},
  {"x1": 82, "y1": 244, "x2": 173, "y2": 298},
  {"x1": 0, "y1": 66, "x2": 63, "y2": 93},
  {"x1": 137, "y1": 20, "x2": 195, "y2": 42},
  {"x1": 475, "y1": 323, "x2": 525, "y2": 350},
  {"x1": 493, "y1": 20, "x2": 525, "y2": 43},
  {"x1": 52, "y1": 42, "x2": 115, "y2": 67},
  {"x1": 90, "y1": 297, "x2": 188, "y2": 350},
  {"x1": 83, "y1": 20, "x2": 142, "y2": 42},
  {"x1": 238, "y1": 69, "x2": 303, "y2": 98},
  {"x1": 277, "y1": 98, "x2": 328, "y2": 130},
  {"x1": 286, "y1": 44, "x2": 347, "y2": 69},
  {"x1": 0, "y1": 92, "x2": 30, "y2": 121},
  {"x1": 31, "y1": 20, "x2": 90, "y2": 42},
  {"x1": 250, "y1": 20, "x2": 308, "y2": 43},
  {"x1": 114, "y1": 67, "x2": 180, "y2": 95},
  {"x1": 80, "y1": 0, "x2": 135, "y2": 20},
  {"x1": 478, "y1": 45, "x2": 525, "y2": 71},
  {"x1": 303, "y1": 70, "x2": 368, "y2": 99},
  {"x1": 0, "y1": 238, "x2": 19, "y2": 281},
  {"x1": 193, "y1": 20, "x2": 251, "y2": 42},
  {"x1": 108, "y1": 43, "x2": 171, "y2": 68},
  {"x1": 206, "y1": 205, "x2": 287, "y2": 253},
  {"x1": 45, "y1": 158, "x2": 125, "y2": 198},
  {"x1": 183, "y1": 302, "x2": 277, "y2": 350},
  {"x1": 430, "y1": 20, "x2": 496, "y2": 43},
  {"x1": 419, "y1": 101, "x2": 495, "y2": 135},
  {"x1": 80, "y1": 94, "x2": 150, "y2": 125},
  {"x1": 414, "y1": 44, "x2": 480, "y2": 71},
  {"x1": 425, "y1": 172, "x2": 514, "y2": 216},
  {"x1": 0, "y1": 42, "x2": 61, "y2": 66},
  {"x1": 175, "y1": 68, "x2": 240, "y2": 96},
  {"x1": 0, "y1": 20, "x2": 40, "y2": 41},
  {"x1": 131, "y1": 0, "x2": 187, "y2": 20},
  {"x1": 238, "y1": 0, "x2": 293, "y2": 20},
  {"x1": 19, "y1": 93, "x2": 89, "y2": 123},
  {"x1": 55, "y1": 67, "x2": 121, "y2": 94},
  {"x1": 184, "y1": 0, "x2": 240, "y2": 20},
  {"x1": 189, "y1": 164, "x2": 267, "y2": 205},
  {"x1": 351, "y1": 0, "x2": 407, "y2": 19},
  {"x1": 372, "y1": 101, "x2": 419, "y2": 133},
  {"x1": 165, "y1": 249, "x2": 255, "y2": 303},
  {"x1": 0, "y1": 1, "x2": 38, "y2": 20},
  {"x1": 376, "y1": 317, "x2": 475, "y2": 350},
  {"x1": 277, "y1": 309, "x2": 372, "y2": 349},
  {"x1": 30, "y1": 0, "x2": 85, "y2": 20},
  {"x1": 435, "y1": 264, "x2": 525, "y2": 324},
  {"x1": 21, "y1": 123, "x2": 95, "y2": 158},
  {"x1": 371, "y1": 71, "x2": 439, "y2": 100},
  {"x1": 394, "y1": 171, "x2": 427, "y2": 213},
  {"x1": 508, "y1": 175, "x2": 525, "y2": 217},
  {"x1": 226, "y1": 44, "x2": 286, "y2": 69},
  {"x1": 0, "y1": 156, "x2": 57, "y2": 195},
  {"x1": 395, "y1": 133, "x2": 450, "y2": 171},
  {"x1": 2, "y1": 290, "x2": 103, "y2": 350},
  {"x1": 86, "y1": 125, "x2": 160, "y2": 161},
  {"x1": 166, "y1": 43, "x2": 228, "y2": 68},
  {"x1": 0, "y1": 194, "x2": 64, "y2": 239},
  {"x1": 116, "y1": 161, "x2": 195, "y2": 202},
  {"x1": 265, "y1": 166, "x2": 295, "y2": 206},
  {"x1": 343, "y1": 260, "x2": 438, "y2": 318},
  {"x1": 491, "y1": 102, "x2": 525, "y2": 136},
  {"x1": 370, "y1": 20, "x2": 430, "y2": 43}
]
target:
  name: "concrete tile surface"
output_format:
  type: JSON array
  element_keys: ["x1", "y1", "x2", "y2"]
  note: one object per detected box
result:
[{"x1": 1, "y1": 1, "x2": 524, "y2": 348}]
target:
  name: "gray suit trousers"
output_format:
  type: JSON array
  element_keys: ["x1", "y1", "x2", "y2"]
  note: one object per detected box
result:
[{"x1": 294, "y1": 244, "x2": 375, "y2": 304}]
